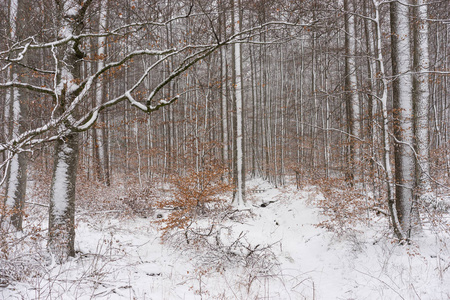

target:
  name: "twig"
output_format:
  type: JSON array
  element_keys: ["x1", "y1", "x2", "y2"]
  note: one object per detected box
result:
[
  {"x1": 371, "y1": 206, "x2": 390, "y2": 216},
  {"x1": 354, "y1": 268, "x2": 405, "y2": 300},
  {"x1": 25, "y1": 201, "x2": 49, "y2": 208}
]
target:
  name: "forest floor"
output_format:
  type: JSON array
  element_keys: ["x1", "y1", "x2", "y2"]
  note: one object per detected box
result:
[{"x1": 1, "y1": 178, "x2": 450, "y2": 299}]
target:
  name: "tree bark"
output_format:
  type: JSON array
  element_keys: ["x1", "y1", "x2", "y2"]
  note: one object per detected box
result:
[
  {"x1": 48, "y1": 0, "x2": 86, "y2": 262},
  {"x1": 4, "y1": 0, "x2": 27, "y2": 231},
  {"x1": 48, "y1": 134, "x2": 78, "y2": 262},
  {"x1": 413, "y1": 0, "x2": 432, "y2": 201},
  {"x1": 344, "y1": 0, "x2": 360, "y2": 184},
  {"x1": 372, "y1": 0, "x2": 406, "y2": 240},
  {"x1": 95, "y1": 0, "x2": 110, "y2": 186},
  {"x1": 390, "y1": 0, "x2": 417, "y2": 238},
  {"x1": 219, "y1": 0, "x2": 229, "y2": 177},
  {"x1": 232, "y1": 0, "x2": 245, "y2": 206}
]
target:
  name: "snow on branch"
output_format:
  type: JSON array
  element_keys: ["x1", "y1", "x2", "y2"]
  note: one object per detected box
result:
[
  {"x1": 0, "y1": 18, "x2": 315, "y2": 157},
  {"x1": 71, "y1": 45, "x2": 218, "y2": 132},
  {"x1": 0, "y1": 4, "x2": 194, "y2": 62},
  {"x1": 0, "y1": 82, "x2": 56, "y2": 98}
]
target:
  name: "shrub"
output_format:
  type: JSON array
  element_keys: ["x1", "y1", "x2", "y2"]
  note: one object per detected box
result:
[
  {"x1": 157, "y1": 164, "x2": 232, "y2": 237},
  {"x1": 311, "y1": 178, "x2": 383, "y2": 236}
]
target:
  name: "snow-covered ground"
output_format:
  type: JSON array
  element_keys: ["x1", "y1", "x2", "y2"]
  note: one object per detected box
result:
[{"x1": 2, "y1": 178, "x2": 450, "y2": 299}]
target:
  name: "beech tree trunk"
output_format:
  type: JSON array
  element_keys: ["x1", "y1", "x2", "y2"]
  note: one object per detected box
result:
[
  {"x1": 390, "y1": 0, "x2": 417, "y2": 238},
  {"x1": 413, "y1": 0, "x2": 432, "y2": 201},
  {"x1": 95, "y1": 0, "x2": 110, "y2": 186},
  {"x1": 219, "y1": 0, "x2": 229, "y2": 176},
  {"x1": 4, "y1": 0, "x2": 27, "y2": 231},
  {"x1": 344, "y1": 0, "x2": 360, "y2": 184},
  {"x1": 372, "y1": 0, "x2": 405, "y2": 240},
  {"x1": 232, "y1": 0, "x2": 245, "y2": 206},
  {"x1": 48, "y1": 0, "x2": 86, "y2": 262},
  {"x1": 48, "y1": 134, "x2": 78, "y2": 262}
]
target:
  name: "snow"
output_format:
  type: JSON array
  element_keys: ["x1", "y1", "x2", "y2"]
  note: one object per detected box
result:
[
  {"x1": 77, "y1": 110, "x2": 99, "y2": 131},
  {"x1": 1, "y1": 178, "x2": 450, "y2": 299},
  {"x1": 5, "y1": 155, "x2": 19, "y2": 207},
  {"x1": 51, "y1": 144, "x2": 71, "y2": 220},
  {"x1": 125, "y1": 91, "x2": 146, "y2": 111},
  {"x1": 4, "y1": 54, "x2": 22, "y2": 210},
  {"x1": 64, "y1": 0, "x2": 81, "y2": 18},
  {"x1": 12, "y1": 91, "x2": 21, "y2": 137}
]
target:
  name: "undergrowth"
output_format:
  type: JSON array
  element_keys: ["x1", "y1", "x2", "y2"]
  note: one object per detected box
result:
[
  {"x1": 157, "y1": 164, "x2": 232, "y2": 236},
  {"x1": 0, "y1": 200, "x2": 47, "y2": 288},
  {"x1": 156, "y1": 168, "x2": 282, "y2": 297},
  {"x1": 310, "y1": 178, "x2": 383, "y2": 236}
]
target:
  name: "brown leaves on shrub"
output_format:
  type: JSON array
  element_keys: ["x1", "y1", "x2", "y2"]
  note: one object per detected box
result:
[{"x1": 157, "y1": 164, "x2": 232, "y2": 237}]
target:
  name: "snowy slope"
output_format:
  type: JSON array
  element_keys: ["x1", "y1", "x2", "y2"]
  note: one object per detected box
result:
[{"x1": 1, "y1": 178, "x2": 449, "y2": 299}]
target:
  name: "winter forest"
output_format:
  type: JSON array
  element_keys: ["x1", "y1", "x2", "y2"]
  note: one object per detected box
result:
[{"x1": 1, "y1": 0, "x2": 450, "y2": 298}]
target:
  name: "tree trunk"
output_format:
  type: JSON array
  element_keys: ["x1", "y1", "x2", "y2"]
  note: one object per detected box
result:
[
  {"x1": 413, "y1": 0, "x2": 432, "y2": 201},
  {"x1": 48, "y1": 0, "x2": 87, "y2": 262},
  {"x1": 390, "y1": 0, "x2": 418, "y2": 238},
  {"x1": 4, "y1": 0, "x2": 27, "y2": 231},
  {"x1": 364, "y1": 0, "x2": 378, "y2": 200},
  {"x1": 219, "y1": 0, "x2": 229, "y2": 177},
  {"x1": 48, "y1": 134, "x2": 78, "y2": 262},
  {"x1": 372, "y1": 0, "x2": 405, "y2": 240},
  {"x1": 95, "y1": 0, "x2": 110, "y2": 186},
  {"x1": 344, "y1": 0, "x2": 360, "y2": 184},
  {"x1": 232, "y1": 0, "x2": 245, "y2": 206}
]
